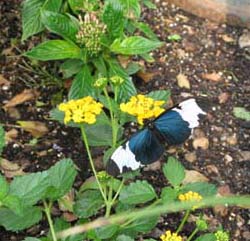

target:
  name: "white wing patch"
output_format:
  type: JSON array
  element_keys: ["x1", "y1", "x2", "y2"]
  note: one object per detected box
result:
[
  {"x1": 173, "y1": 99, "x2": 206, "y2": 128},
  {"x1": 110, "y1": 142, "x2": 142, "y2": 173}
]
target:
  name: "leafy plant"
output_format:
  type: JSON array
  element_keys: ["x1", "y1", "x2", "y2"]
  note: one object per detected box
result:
[{"x1": 22, "y1": 0, "x2": 162, "y2": 101}]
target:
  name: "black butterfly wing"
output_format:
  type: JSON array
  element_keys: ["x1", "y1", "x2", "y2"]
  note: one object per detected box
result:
[{"x1": 106, "y1": 128, "x2": 164, "y2": 176}]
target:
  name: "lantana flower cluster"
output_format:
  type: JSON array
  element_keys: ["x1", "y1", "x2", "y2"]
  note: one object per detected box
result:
[
  {"x1": 160, "y1": 230, "x2": 183, "y2": 241},
  {"x1": 120, "y1": 94, "x2": 165, "y2": 125},
  {"x1": 178, "y1": 191, "x2": 203, "y2": 202},
  {"x1": 58, "y1": 96, "x2": 103, "y2": 125},
  {"x1": 215, "y1": 230, "x2": 229, "y2": 241}
]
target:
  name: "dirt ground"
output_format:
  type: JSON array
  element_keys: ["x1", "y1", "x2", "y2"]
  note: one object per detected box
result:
[{"x1": 0, "y1": 0, "x2": 249, "y2": 240}]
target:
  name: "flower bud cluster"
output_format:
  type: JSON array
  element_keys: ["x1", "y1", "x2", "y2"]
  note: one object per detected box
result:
[{"x1": 76, "y1": 13, "x2": 106, "y2": 56}]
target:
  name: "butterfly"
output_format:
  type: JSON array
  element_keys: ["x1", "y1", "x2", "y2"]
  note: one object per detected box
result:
[{"x1": 106, "y1": 98, "x2": 207, "y2": 176}]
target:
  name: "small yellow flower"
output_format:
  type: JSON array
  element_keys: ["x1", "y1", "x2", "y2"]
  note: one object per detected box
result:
[
  {"x1": 58, "y1": 96, "x2": 103, "y2": 125},
  {"x1": 178, "y1": 191, "x2": 202, "y2": 210},
  {"x1": 120, "y1": 94, "x2": 165, "y2": 125},
  {"x1": 160, "y1": 230, "x2": 183, "y2": 241},
  {"x1": 178, "y1": 191, "x2": 203, "y2": 202},
  {"x1": 94, "y1": 77, "x2": 108, "y2": 88},
  {"x1": 97, "y1": 171, "x2": 111, "y2": 182},
  {"x1": 110, "y1": 75, "x2": 124, "y2": 85}
]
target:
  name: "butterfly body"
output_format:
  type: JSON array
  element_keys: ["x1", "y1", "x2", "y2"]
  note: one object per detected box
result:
[{"x1": 106, "y1": 98, "x2": 207, "y2": 176}]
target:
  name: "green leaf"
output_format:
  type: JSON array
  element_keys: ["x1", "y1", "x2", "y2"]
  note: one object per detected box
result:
[
  {"x1": 68, "y1": 65, "x2": 95, "y2": 100},
  {"x1": 107, "y1": 59, "x2": 136, "y2": 101},
  {"x1": 45, "y1": 158, "x2": 77, "y2": 200},
  {"x1": 194, "y1": 233, "x2": 216, "y2": 241},
  {"x1": 163, "y1": 156, "x2": 185, "y2": 187},
  {"x1": 9, "y1": 171, "x2": 49, "y2": 206},
  {"x1": 167, "y1": 34, "x2": 182, "y2": 41},
  {"x1": 147, "y1": 90, "x2": 171, "y2": 102},
  {"x1": 140, "y1": 52, "x2": 155, "y2": 62},
  {"x1": 25, "y1": 40, "x2": 81, "y2": 61},
  {"x1": 74, "y1": 190, "x2": 104, "y2": 218},
  {"x1": 0, "y1": 206, "x2": 42, "y2": 231},
  {"x1": 160, "y1": 187, "x2": 178, "y2": 204},
  {"x1": 125, "y1": 215, "x2": 159, "y2": 232},
  {"x1": 43, "y1": 0, "x2": 62, "y2": 12},
  {"x1": 123, "y1": 0, "x2": 141, "y2": 18},
  {"x1": 23, "y1": 238, "x2": 42, "y2": 241},
  {"x1": 125, "y1": 62, "x2": 141, "y2": 75},
  {"x1": 142, "y1": 0, "x2": 157, "y2": 9},
  {"x1": 60, "y1": 59, "x2": 83, "y2": 78},
  {"x1": 111, "y1": 36, "x2": 163, "y2": 55},
  {"x1": 133, "y1": 22, "x2": 158, "y2": 40},
  {"x1": 21, "y1": 0, "x2": 45, "y2": 41},
  {"x1": 116, "y1": 235, "x2": 134, "y2": 241},
  {"x1": 233, "y1": 107, "x2": 250, "y2": 121},
  {"x1": 41, "y1": 11, "x2": 79, "y2": 41},
  {"x1": 0, "y1": 174, "x2": 8, "y2": 200},
  {"x1": 92, "y1": 57, "x2": 107, "y2": 76},
  {"x1": 119, "y1": 180, "x2": 157, "y2": 205},
  {"x1": 182, "y1": 182, "x2": 217, "y2": 197},
  {"x1": 2, "y1": 195, "x2": 23, "y2": 216},
  {"x1": 144, "y1": 239, "x2": 157, "y2": 241},
  {"x1": 95, "y1": 224, "x2": 119, "y2": 239},
  {"x1": 0, "y1": 125, "x2": 5, "y2": 156},
  {"x1": 102, "y1": 2, "x2": 124, "y2": 39}
]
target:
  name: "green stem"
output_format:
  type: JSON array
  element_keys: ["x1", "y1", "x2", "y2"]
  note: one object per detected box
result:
[
  {"x1": 111, "y1": 178, "x2": 124, "y2": 204},
  {"x1": 105, "y1": 185, "x2": 113, "y2": 217},
  {"x1": 103, "y1": 88, "x2": 118, "y2": 147},
  {"x1": 186, "y1": 227, "x2": 199, "y2": 241},
  {"x1": 80, "y1": 125, "x2": 107, "y2": 202},
  {"x1": 176, "y1": 209, "x2": 191, "y2": 234},
  {"x1": 43, "y1": 200, "x2": 57, "y2": 241}
]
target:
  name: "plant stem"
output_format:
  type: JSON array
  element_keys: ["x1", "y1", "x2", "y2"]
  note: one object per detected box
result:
[
  {"x1": 186, "y1": 227, "x2": 198, "y2": 241},
  {"x1": 176, "y1": 209, "x2": 191, "y2": 234},
  {"x1": 105, "y1": 185, "x2": 113, "y2": 217},
  {"x1": 80, "y1": 125, "x2": 107, "y2": 202},
  {"x1": 111, "y1": 178, "x2": 124, "y2": 205},
  {"x1": 43, "y1": 200, "x2": 57, "y2": 241},
  {"x1": 103, "y1": 88, "x2": 118, "y2": 148}
]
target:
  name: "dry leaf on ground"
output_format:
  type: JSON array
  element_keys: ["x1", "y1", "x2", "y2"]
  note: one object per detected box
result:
[
  {"x1": 136, "y1": 70, "x2": 160, "y2": 83},
  {"x1": 17, "y1": 121, "x2": 49, "y2": 138},
  {"x1": 0, "y1": 74, "x2": 10, "y2": 86},
  {"x1": 177, "y1": 73, "x2": 190, "y2": 89},
  {"x1": 0, "y1": 158, "x2": 25, "y2": 178},
  {"x1": 3, "y1": 89, "x2": 40, "y2": 109},
  {"x1": 5, "y1": 129, "x2": 18, "y2": 143},
  {"x1": 202, "y1": 72, "x2": 222, "y2": 82},
  {"x1": 193, "y1": 137, "x2": 209, "y2": 150},
  {"x1": 182, "y1": 170, "x2": 209, "y2": 184}
]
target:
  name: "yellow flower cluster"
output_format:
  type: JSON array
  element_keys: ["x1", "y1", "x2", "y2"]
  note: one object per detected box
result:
[
  {"x1": 58, "y1": 96, "x2": 103, "y2": 125},
  {"x1": 160, "y1": 230, "x2": 183, "y2": 241},
  {"x1": 178, "y1": 191, "x2": 203, "y2": 202},
  {"x1": 120, "y1": 94, "x2": 165, "y2": 125}
]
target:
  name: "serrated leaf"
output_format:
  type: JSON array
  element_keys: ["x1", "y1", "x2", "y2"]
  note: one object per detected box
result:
[
  {"x1": 25, "y1": 40, "x2": 81, "y2": 61},
  {"x1": 125, "y1": 215, "x2": 159, "y2": 233},
  {"x1": 95, "y1": 224, "x2": 119, "y2": 239},
  {"x1": 194, "y1": 233, "x2": 216, "y2": 241},
  {"x1": 43, "y1": 0, "x2": 62, "y2": 12},
  {"x1": 2, "y1": 195, "x2": 23, "y2": 216},
  {"x1": 0, "y1": 174, "x2": 8, "y2": 200},
  {"x1": 147, "y1": 90, "x2": 171, "y2": 102},
  {"x1": 134, "y1": 22, "x2": 158, "y2": 40},
  {"x1": 9, "y1": 171, "x2": 49, "y2": 206},
  {"x1": 123, "y1": 0, "x2": 141, "y2": 19},
  {"x1": 0, "y1": 206, "x2": 42, "y2": 231},
  {"x1": 142, "y1": 0, "x2": 157, "y2": 9},
  {"x1": 119, "y1": 180, "x2": 156, "y2": 205},
  {"x1": 125, "y1": 62, "x2": 141, "y2": 75},
  {"x1": 68, "y1": 65, "x2": 95, "y2": 100},
  {"x1": 21, "y1": 0, "x2": 45, "y2": 41},
  {"x1": 60, "y1": 59, "x2": 83, "y2": 78},
  {"x1": 103, "y1": 2, "x2": 124, "y2": 39},
  {"x1": 0, "y1": 125, "x2": 5, "y2": 156},
  {"x1": 116, "y1": 235, "x2": 134, "y2": 241},
  {"x1": 160, "y1": 187, "x2": 178, "y2": 204},
  {"x1": 45, "y1": 158, "x2": 77, "y2": 200},
  {"x1": 111, "y1": 36, "x2": 162, "y2": 55},
  {"x1": 182, "y1": 182, "x2": 217, "y2": 197},
  {"x1": 41, "y1": 11, "x2": 79, "y2": 41},
  {"x1": 233, "y1": 107, "x2": 250, "y2": 121},
  {"x1": 163, "y1": 156, "x2": 185, "y2": 187},
  {"x1": 92, "y1": 57, "x2": 107, "y2": 76},
  {"x1": 74, "y1": 190, "x2": 104, "y2": 218}
]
